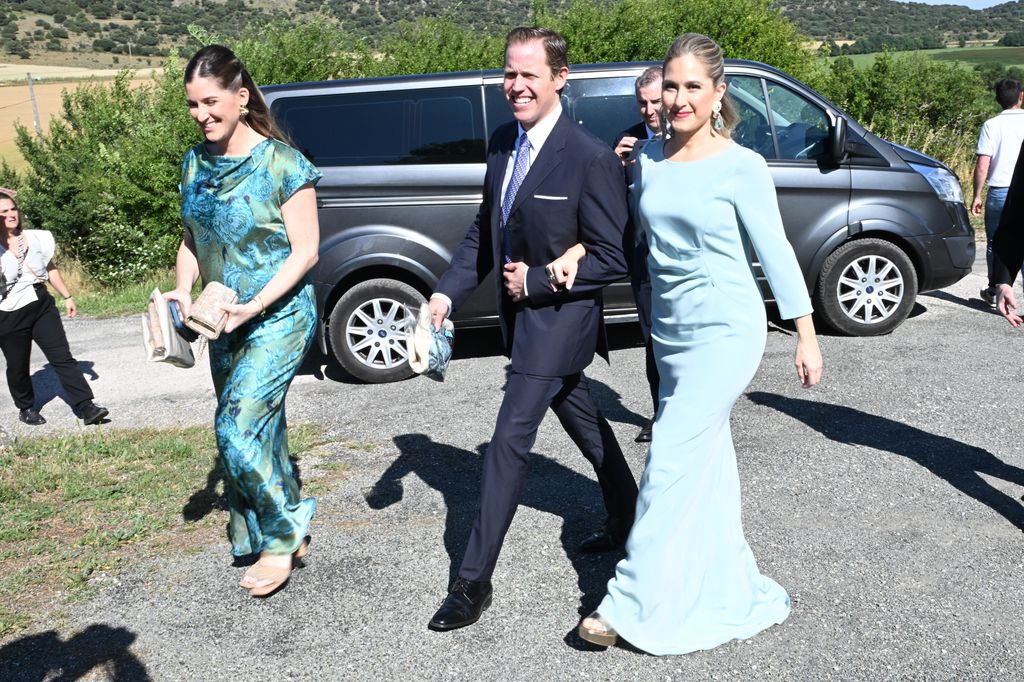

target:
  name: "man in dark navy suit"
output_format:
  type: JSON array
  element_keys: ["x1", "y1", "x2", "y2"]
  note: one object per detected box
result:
[
  {"x1": 612, "y1": 65, "x2": 663, "y2": 443},
  {"x1": 426, "y1": 26, "x2": 639, "y2": 632}
]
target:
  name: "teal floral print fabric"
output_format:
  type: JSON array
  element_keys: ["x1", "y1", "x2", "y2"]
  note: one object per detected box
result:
[{"x1": 180, "y1": 138, "x2": 322, "y2": 556}]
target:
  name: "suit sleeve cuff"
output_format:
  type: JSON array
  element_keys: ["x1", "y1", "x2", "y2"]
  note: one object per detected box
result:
[{"x1": 525, "y1": 266, "x2": 557, "y2": 304}]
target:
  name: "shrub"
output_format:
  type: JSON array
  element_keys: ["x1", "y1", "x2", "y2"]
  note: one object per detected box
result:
[
  {"x1": 535, "y1": 0, "x2": 816, "y2": 81},
  {"x1": 817, "y1": 53, "x2": 991, "y2": 182},
  {"x1": 14, "y1": 65, "x2": 196, "y2": 284},
  {"x1": 356, "y1": 16, "x2": 505, "y2": 77}
]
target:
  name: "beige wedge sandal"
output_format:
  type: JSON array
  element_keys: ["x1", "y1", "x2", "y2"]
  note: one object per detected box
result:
[{"x1": 578, "y1": 611, "x2": 618, "y2": 647}]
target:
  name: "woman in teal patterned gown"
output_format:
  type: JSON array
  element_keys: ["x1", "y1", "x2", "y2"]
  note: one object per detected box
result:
[
  {"x1": 577, "y1": 34, "x2": 824, "y2": 653},
  {"x1": 166, "y1": 45, "x2": 322, "y2": 598}
]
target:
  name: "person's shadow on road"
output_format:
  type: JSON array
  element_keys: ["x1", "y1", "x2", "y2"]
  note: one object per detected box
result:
[
  {"x1": 0, "y1": 624, "x2": 150, "y2": 681},
  {"x1": 364, "y1": 434, "x2": 622, "y2": 626},
  {"x1": 748, "y1": 392, "x2": 1024, "y2": 530},
  {"x1": 181, "y1": 453, "x2": 306, "y2": 567},
  {"x1": 588, "y1": 377, "x2": 647, "y2": 430},
  {"x1": 31, "y1": 360, "x2": 99, "y2": 411}
]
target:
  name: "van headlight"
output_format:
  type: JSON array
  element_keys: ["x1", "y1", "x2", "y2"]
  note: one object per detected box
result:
[{"x1": 909, "y1": 163, "x2": 964, "y2": 204}]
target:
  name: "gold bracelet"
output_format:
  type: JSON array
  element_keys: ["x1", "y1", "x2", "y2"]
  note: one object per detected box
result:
[{"x1": 254, "y1": 294, "x2": 266, "y2": 315}]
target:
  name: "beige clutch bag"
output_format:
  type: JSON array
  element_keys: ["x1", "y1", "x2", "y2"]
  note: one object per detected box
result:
[
  {"x1": 141, "y1": 288, "x2": 195, "y2": 368},
  {"x1": 186, "y1": 281, "x2": 238, "y2": 340}
]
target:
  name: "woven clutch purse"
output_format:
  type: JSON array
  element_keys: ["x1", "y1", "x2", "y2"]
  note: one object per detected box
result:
[{"x1": 185, "y1": 281, "x2": 238, "y2": 340}]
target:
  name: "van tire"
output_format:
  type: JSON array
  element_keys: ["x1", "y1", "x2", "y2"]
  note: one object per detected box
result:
[
  {"x1": 328, "y1": 278, "x2": 425, "y2": 383},
  {"x1": 814, "y1": 238, "x2": 918, "y2": 336}
]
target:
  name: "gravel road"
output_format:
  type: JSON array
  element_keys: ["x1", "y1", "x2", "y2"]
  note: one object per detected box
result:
[{"x1": 1, "y1": 263, "x2": 1022, "y2": 681}]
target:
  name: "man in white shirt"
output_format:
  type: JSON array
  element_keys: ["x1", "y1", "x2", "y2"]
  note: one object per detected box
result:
[{"x1": 972, "y1": 78, "x2": 1024, "y2": 306}]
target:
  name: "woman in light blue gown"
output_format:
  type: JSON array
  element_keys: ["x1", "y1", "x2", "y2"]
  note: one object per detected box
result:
[{"x1": 577, "y1": 34, "x2": 824, "y2": 655}]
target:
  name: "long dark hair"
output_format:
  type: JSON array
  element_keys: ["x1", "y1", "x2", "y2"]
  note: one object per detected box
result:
[
  {"x1": 0, "y1": 192, "x2": 22, "y2": 253},
  {"x1": 184, "y1": 45, "x2": 287, "y2": 142}
]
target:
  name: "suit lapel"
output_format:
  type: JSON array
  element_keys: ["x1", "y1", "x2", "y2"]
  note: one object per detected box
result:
[
  {"x1": 508, "y1": 114, "x2": 568, "y2": 218},
  {"x1": 489, "y1": 125, "x2": 516, "y2": 233}
]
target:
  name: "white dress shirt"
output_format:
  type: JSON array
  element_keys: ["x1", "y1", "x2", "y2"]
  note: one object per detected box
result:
[{"x1": 434, "y1": 105, "x2": 565, "y2": 312}]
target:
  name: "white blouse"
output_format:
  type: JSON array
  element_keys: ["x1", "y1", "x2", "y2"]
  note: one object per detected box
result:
[{"x1": 0, "y1": 230, "x2": 55, "y2": 313}]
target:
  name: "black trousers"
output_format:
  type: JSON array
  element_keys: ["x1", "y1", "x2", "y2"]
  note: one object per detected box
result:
[
  {"x1": 630, "y1": 238, "x2": 660, "y2": 415},
  {"x1": 0, "y1": 287, "x2": 93, "y2": 411},
  {"x1": 458, "y1": 370, "x2": 639, "y2": 582}
]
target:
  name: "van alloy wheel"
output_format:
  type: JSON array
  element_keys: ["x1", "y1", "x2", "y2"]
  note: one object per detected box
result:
[
  {"x1": 835, "y1": 253, "x2": 903, "y2": 324},
  {"x1": 328, "y1": 278, "x2": 425, "y2": 383},
  {"x1": 347, "y1": 297, "x2": 412, "y2": 366},
  {"x1": 814, "y1": 238, "x2": 918, "y2": 336}
]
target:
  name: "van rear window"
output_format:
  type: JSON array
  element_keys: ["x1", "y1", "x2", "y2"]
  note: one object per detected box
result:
[{"x1": 272, "y1": 86, "x2": 486, "y2": 167}]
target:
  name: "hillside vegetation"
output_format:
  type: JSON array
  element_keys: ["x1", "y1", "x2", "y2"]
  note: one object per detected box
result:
[
  {"x1": 3, "y1": 0, "x2": 1024, "y2": 62},
  {"x1": 778, "y1": 0, "x2": 1024, "y2": 42}
]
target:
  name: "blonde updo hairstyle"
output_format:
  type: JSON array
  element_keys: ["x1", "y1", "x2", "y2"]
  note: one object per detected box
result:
[{"x1": 660, "y1": 33, "x2": 737, "y2": 138}]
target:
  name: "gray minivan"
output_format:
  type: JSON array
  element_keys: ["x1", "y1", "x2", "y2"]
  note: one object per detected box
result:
[{"x1": 262, "y1": 60, "x2": 975, "y2": 383}]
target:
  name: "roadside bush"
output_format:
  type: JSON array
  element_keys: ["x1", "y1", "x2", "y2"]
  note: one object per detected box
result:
[
  {"x1": 14, "y1": 65, "x2": 195, "y2": 284},
  {"x1": 194, "y1": 18, "x2": 358, "y2": 84},
  {"x1": 817, "y1": 52, "x2": 991, "y2": 181},
  {"x1": 535, "y1": 0, "x2": 815, "y2": 81},
  {"x1": 356, "y1": 16, "x2": 505, "y2": 77}
]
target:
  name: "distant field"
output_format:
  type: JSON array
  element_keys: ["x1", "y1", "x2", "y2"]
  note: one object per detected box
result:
[
  {"x1": 0, "y1": 63, "x2": 160, "y2": 171},
  {"x1": 929, "y1": 46, "x2": 1024, "y2": 67},
  {"x1": 840, "y1": 46, "x2": 1024, "y2": 69}
]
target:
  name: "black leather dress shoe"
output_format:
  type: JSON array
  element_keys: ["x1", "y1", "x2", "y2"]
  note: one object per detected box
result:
[
  {"x1": 634, "y1": 419, "x2": 653, "y2": 443},
  {"x1": 19, "y1": 408, "x2": 45, "y2": 425},
  {"x1": 77, "y1": 401, "x2": 109, "y2": 426},
  {"x1": 578, "y1": 518, "x2": 633, "y2": 554},
  {"x1": 428, "y1": 577, "x2": 493, "y2": 631}
]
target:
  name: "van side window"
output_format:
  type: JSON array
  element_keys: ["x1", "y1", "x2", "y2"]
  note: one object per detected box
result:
[
  {"x1": 271, "y1": 86, "x2": 486, "y2": 166},
  {"x1": 561, "y1": 76, "x2": 641, "y2": 147},
  {"x1": 485, "y1": 77, "x2": 638, "y2": 147},
  {"x1": 726, "y1": 75, "x2": 776, "y2": 158},
  {"x1": 763, "y1": 83, "x2": 830, "y2": 161}
]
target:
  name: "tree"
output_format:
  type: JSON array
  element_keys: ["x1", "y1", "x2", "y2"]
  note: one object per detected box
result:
[
  {"x1": 533, "y1": 0, "x2": 816, "y2": 81},
  {"x1": 818, "y1": 52, "x2": 990, "y2": 179}
]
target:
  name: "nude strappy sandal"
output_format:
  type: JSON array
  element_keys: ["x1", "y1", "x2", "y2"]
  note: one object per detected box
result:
[{"x1": 238, "y1": 537, "x2": 309, "y2": 589}]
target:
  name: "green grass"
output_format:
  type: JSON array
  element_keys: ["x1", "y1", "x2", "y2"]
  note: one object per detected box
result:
[
  {"x1": 49, "y1": 261, "x2": 205, "y2": 319},
  {"x1": 75, "y1": 271, "x2": 180, "y2": 318},
  {"x1": 0, "y1": 424, "x2": 332, "y2": 639},
  {"x1": 929, "y1": 46, "x2": 1024, "y2": 68}
]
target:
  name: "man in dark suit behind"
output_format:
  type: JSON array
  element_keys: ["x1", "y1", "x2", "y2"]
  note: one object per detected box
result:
[
  {"x1": 426, "y1": 27, "x2": 639, "y2": 632},
  {"x1": 612, "y1": 65, "x2": 663, "y2": 443}
]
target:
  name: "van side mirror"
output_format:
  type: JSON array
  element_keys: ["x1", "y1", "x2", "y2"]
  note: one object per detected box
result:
[{"x1": 829, "y1": 116, "x2": 848, "y2": 164}]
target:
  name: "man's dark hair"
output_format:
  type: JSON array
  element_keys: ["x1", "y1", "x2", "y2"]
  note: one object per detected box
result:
[
  {"x1": 995, "y1": 78, "x2": 1022, "y2": 110},
  {"x1": 505, "y1": 27, "x2": 568, "y2": 77}
]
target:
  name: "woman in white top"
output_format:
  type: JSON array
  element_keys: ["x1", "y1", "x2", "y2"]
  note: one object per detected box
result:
[{"x1": 0, "y1": 191, "x2": 108, "y2": 426}]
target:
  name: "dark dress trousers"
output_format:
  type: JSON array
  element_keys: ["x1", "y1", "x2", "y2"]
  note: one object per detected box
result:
[
  {"x1": 435, "y1": 114, "x2": 640, "y2": 582},
  {"x1": 0, "y1": 285, "x2": 94, "y2": 410},
  {"x1": 993, "y1": 138, "x2": 1024, "y2": 284},
  {"x1": 613, "y1": 122, "x2": 660, "y2": 415}
]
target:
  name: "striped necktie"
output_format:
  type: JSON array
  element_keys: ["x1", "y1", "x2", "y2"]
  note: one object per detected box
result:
[{"x1": 501, "y1": 132, "x2": 530, "y2": 264}]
